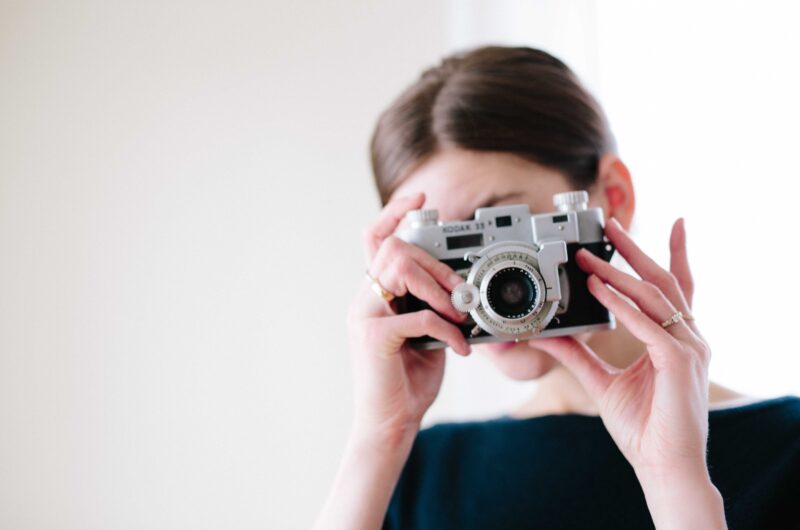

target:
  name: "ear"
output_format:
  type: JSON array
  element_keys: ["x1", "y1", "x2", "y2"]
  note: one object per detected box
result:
[{"x1": 589, "y1": 153, "x2": 635, "y2": 231}]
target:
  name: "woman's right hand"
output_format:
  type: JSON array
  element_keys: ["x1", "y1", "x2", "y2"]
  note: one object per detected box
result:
[{"x1": 346, "y1": 191, "x2": 471, "y2": 446}]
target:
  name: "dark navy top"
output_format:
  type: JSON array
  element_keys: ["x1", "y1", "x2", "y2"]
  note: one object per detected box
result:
[{"x1": 384, "y1": 395, "x2": 800, "y2": 530}]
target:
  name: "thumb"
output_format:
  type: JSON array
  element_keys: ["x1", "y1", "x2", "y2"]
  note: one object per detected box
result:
[{"x1": 528, "y1": 336, "x2": 619, "y2": 403}]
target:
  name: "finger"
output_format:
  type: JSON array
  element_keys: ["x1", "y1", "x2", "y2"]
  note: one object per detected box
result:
[
  {"x1": 370, "y1": 235, "x2": 464, "y2": 294},
  {"x1": 669, "y1": 218, "x2": 695, "y2": 308},
  {"x1": 362, "y1": 192, "x2": 425, "y2": 263},
  {"x1": 528, "y1": 336, "x2": 619, "y2": 403},
  {"x1": 371, "y1": 309, "x2": 471, "y2": 357},
  {"x1": 668, "y1": 218, "x2": 704, "y2": 341},
  {"x1": 379, "y1": 256, "x2": 467, "y2": 323},
  {"x1": 605, "y1": 217, "x2": 694, "y2": 325},
  {"x1": 576, "y1": 249, "x2": 698, "y2": 344},
  {"x1": 585, "y1": 273, "x2": 685, "y2": 349}
]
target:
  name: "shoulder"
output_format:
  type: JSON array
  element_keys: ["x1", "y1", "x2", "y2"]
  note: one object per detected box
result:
[
  {"x1": 709, "y1": 394, "x2": 800, "y2": 423},
  {"x1": 707, "y1": 395, "x2": 800, "y2": 523},
  {"x1": 709, "y1": 394, "x2": 800, "y2": 443},
  {"x1": 707, "y1": 395, "x2": 800, "y2": 483}
]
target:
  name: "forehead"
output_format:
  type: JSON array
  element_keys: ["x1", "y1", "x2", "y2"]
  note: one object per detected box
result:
[{"x1": 391, "y1": 147, "x2": 569, "y2": 221}]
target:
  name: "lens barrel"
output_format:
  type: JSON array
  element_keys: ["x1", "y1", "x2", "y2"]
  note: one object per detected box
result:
[{"x1": 486, "y1": 267, "x2": 539, "y2": 319}]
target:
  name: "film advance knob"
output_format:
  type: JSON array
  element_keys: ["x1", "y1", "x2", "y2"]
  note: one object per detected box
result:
[
  {"x1": 405, "y1": 208, "x2": 439, "y2": 228},
  {"x1": 553, "y1": 190, "x2": 589, "y2": 212},
  {"x1": 451, "y1": 283, "x2": 480, "y2": 313}
]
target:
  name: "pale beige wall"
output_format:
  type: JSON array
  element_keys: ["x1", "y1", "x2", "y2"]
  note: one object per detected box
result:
[{"x1": 0, "y1": 2, "x2": 446, "y2": 528}]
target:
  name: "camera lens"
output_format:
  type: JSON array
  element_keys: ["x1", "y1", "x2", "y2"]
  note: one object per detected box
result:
[{"x1": 486, "y1": 267, "x2": 538, "y2": 319}]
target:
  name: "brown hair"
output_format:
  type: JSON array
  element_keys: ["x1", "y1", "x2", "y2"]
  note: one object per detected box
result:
[{"x1": 369, "y1": 45, "x2": 617, "y2": 206}]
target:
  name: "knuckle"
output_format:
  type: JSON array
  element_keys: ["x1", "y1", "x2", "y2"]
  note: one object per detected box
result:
[
  {"x1": 373, "y1": 236, "x2": 398, "y2": 262},
  {"x1": 383, "y1": 235, "x2": 404, "y2": 254},
  {"x1": 680, "y1": 338, "x2": 710, "y2": 363},
  {"x1": 393, "y1": 254, "x2": 413, "y2": 277},
  {"x1": 677, "y1": 342, "x2": 695, "y2": 357},
  {"x1": 360, "y1": 226, "x2": 374, "y2": 243},
  {"x1": 641, "y1": 281, "x2": 661, "y2": 298},
  {"x1": 699, "y1": 342, "x2": 712, "y2": 362},
  {"x1": 362, "y1": 320, "x2": 383, "y2": 347},
  {"x1": 418, "y1": 309, "x2": 439, "y2": 328},
  {"x1": 438, "y1": 261, "x2": 459, "y2": 280},
  {"x1": 662, "y1": 271, "x2": 680, "y2": 289}
]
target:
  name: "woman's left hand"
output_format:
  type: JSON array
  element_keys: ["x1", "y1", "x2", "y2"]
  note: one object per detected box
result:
[{"x1": 530, "y1": 217, "x2": 726, "y2": 527}]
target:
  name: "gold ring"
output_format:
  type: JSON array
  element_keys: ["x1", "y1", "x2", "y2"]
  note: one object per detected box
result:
[
  {"x1": 365, "y1": 269, "x2": 395, "y2": 302},
  {"x1": 661, "y1": 311, "x2": 690, "y2": 328}
]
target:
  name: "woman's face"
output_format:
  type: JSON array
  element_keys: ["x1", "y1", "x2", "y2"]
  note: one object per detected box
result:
[{"x1": 388, "y1": 147, "x2": 599, "y2": 381}]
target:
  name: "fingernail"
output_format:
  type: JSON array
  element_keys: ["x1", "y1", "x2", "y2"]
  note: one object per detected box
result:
[
  {"x1": 610, "y1": 217, "x2": 622, "y2": 230},
  {"x1": 449, "y1": 273, "x2": 464, "y2": 288}
]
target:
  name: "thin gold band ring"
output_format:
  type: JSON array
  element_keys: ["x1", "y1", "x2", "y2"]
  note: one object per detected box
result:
[{"x1": 365, "y1": 269, "x2": 396, "y2": 302}]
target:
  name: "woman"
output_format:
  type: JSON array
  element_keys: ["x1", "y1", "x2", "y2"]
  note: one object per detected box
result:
[{"x1": 313, "y1": 46, "x2": 800, "y2": 529}]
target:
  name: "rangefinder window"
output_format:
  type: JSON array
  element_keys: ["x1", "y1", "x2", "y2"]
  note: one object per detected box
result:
[
  {"x1": 446, "y1": 233, "x2": 483, "y2": 250},
  {"x1": 495, "y1": 215, "x2": 513, "y2": 227}
]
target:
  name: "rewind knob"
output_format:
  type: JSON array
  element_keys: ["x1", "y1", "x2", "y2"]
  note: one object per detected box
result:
[{"x1": 405, "y1": 209, "x2": 439, "y2": 228}]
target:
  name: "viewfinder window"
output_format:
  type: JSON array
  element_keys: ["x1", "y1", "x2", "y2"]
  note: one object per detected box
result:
[{"x1": 446, "y1": 233, "x2": 483, "y2": 250}]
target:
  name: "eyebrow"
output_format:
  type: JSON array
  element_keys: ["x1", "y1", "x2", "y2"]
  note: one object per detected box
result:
[
  {"x1": 477, "y1": 191, "x2": 524, "y2": 208},
  {"x1": 464, "y1": 191, "x2": 528, "y2": 218}
]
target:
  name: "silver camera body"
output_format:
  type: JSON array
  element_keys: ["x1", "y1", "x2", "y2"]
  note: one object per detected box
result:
[{"x1": 394, "y1": 190, "x2": 616, "y2": 350}]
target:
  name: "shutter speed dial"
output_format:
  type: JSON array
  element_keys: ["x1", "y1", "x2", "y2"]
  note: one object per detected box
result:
[{"x1": 451, "y1": 283, "x2": 480, "y2": 313}]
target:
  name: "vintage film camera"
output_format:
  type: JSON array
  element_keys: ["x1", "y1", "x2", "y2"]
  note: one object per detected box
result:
[{"x1": 394, "y1": 190, "x2": 617, "y2": 349}]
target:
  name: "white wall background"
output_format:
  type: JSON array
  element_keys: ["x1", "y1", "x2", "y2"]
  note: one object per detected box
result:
[
  {"x1": 1, "y1": 1, "x2": 798, "y2": 529},
  {"x1": 0, "y1": 1, "x2": 447, "y2": 528},
  {"x1": 428, "y1": 0, "x2": 800, "y2": 424}
]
